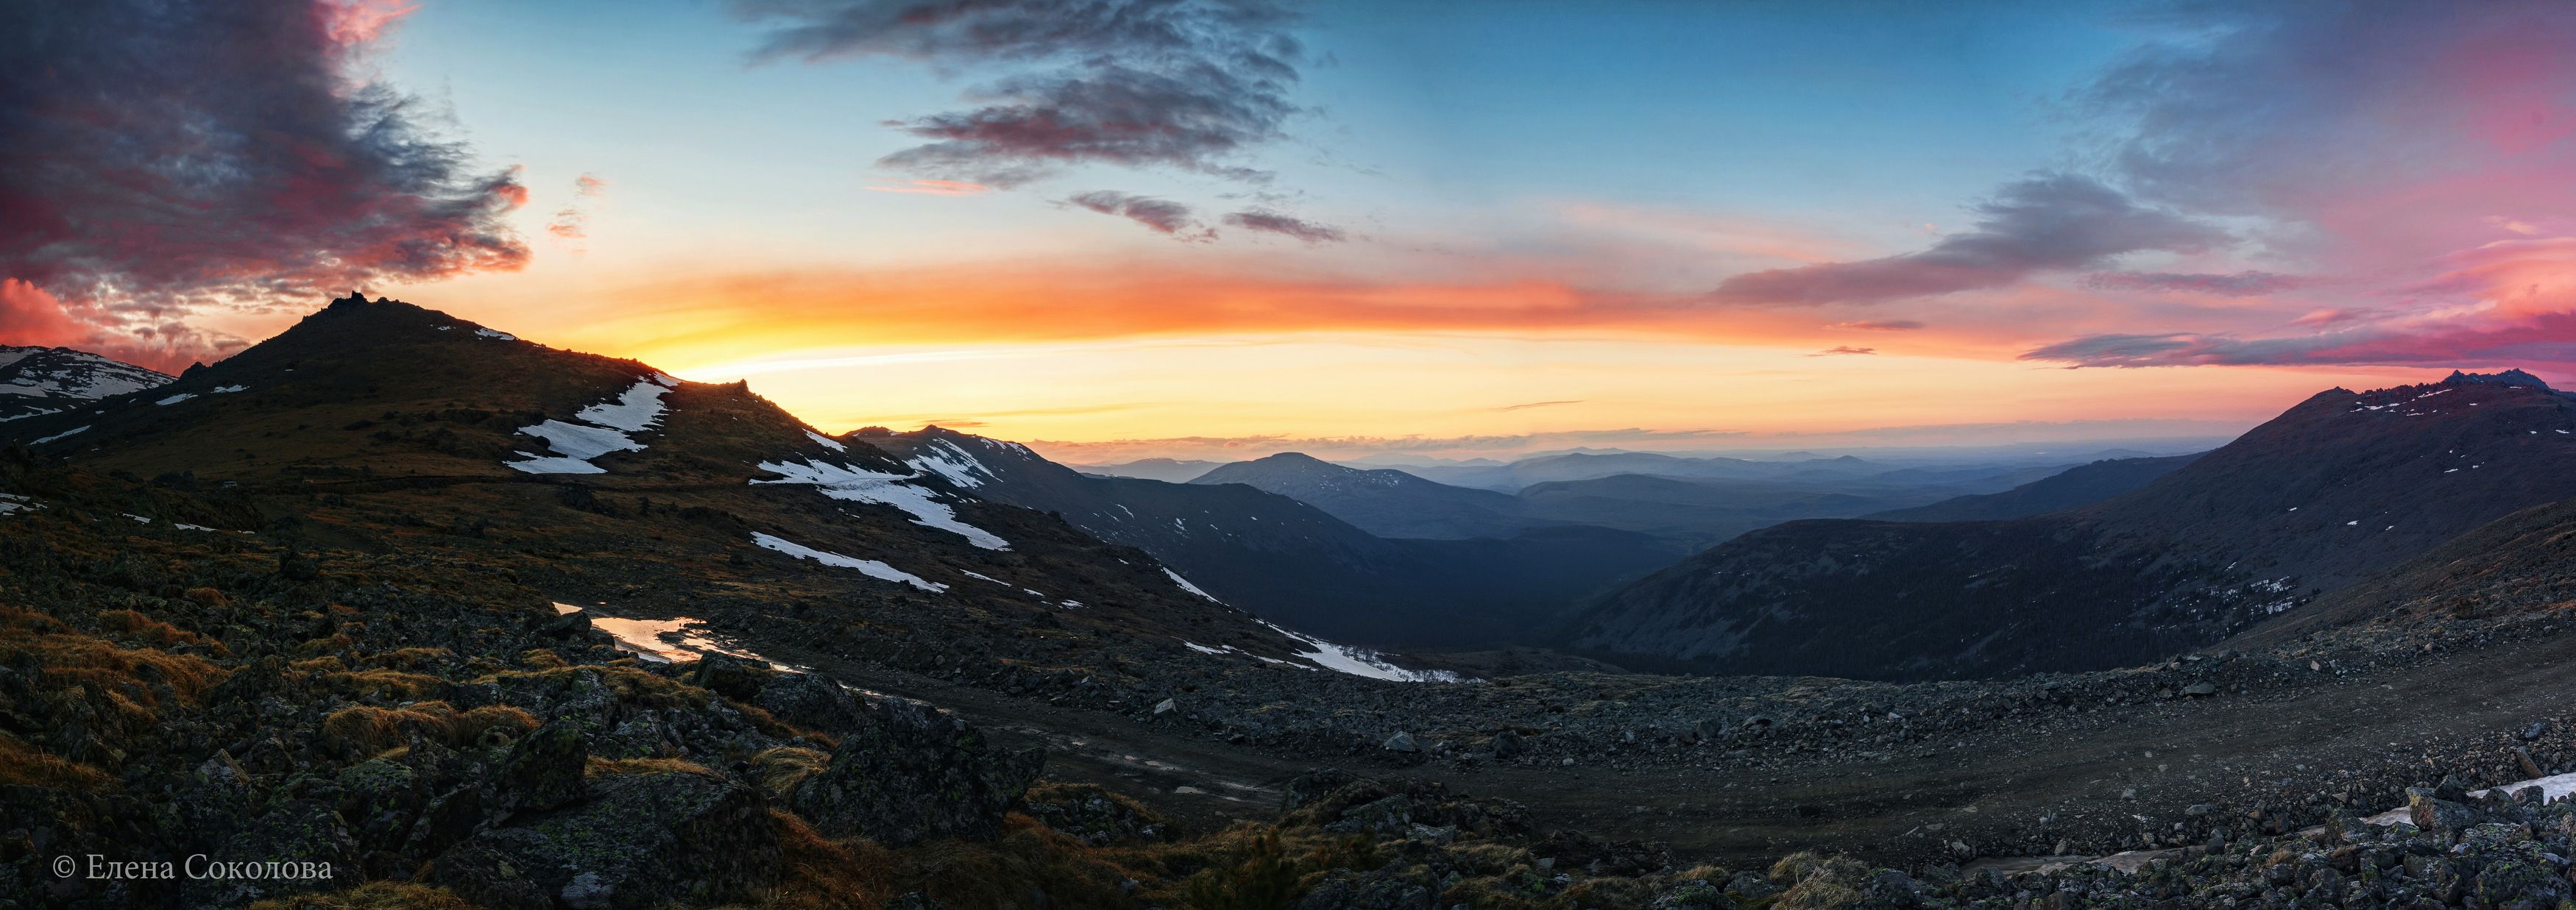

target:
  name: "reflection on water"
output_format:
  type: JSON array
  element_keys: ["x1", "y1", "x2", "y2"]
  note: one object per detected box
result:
[{"x1": 550, "y1": 602, "x2": 793, "y2": 670}]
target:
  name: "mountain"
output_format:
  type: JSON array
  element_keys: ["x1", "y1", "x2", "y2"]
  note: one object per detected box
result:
[
  {"x1": 860, "y1": 427, "x2": 1683, "y2": 647},
  {"x1": 1185, "y1": 449, "x2": 2094, "y2": 549},
  {"x1": 1189, "y1": 452, "x2": 1547, "y2": 539},
  {"x1": 1399, "y1": 451, "x2": 1848, "y2": 491},
  {"x1": 1864, "y1": 452, "x2": 2204, "y2": 522},
  {"x1": 0, "y1": 345, "x2": 173, "y2": 421},
  {"x1": 1510, "y1": 473, "x2": 1958, "y2": 547},
  {"x1": 1069, "y1": 457, "x2": 1224, "y2": 483},
  {"x1": 0, "y1": 294, "x2": 1423, "y2": 678},
  {"x1": 1566, "y1": 371, "x2": 2576, "y2": 680},
  {"x1": 2231, "y1": 491, "x2": 2576, "y2": 647}
]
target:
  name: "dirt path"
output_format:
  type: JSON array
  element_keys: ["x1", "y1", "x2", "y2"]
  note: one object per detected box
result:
[{"x1": 743, "y1": 625, "x2": 2576, "y2": 867}]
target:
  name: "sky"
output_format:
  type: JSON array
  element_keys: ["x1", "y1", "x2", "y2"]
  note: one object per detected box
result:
[{"x1": 6, "y1": 1, "x2": 2576, "y2": 461}]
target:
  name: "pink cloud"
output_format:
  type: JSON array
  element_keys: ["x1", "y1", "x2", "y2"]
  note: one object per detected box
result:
[{"x1": 865, "y1": 179, "x2": 994, "y2": 196}]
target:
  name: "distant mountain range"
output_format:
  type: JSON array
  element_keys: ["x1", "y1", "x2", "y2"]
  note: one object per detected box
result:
[
  {"x1": 1567, "y1": 369, "x2": 2576, "y2": 680},
  {"x1": 1864, "y1": 453, "x2": 2203, "y2": 522},
  {"x1": 863, "y1": 430, "x2": 1682, "y2": 647},
  {"x1": 0, "y1": 345, "x2": 174, "y2": 422},
  {"x1": 1072, "y1": 457, "x2": 1225, "y2": 483},
  {"x1": 1178, "y1": 448, "x2": 2102, "y2": 548},
  {"x1": 1189, "y1": 452, "x2": 1551, "y2": 539}
]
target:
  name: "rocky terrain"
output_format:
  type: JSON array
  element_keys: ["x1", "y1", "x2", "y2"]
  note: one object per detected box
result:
[
  {"x1": 23, "y1": 439, "x2": 2576, "y2": 909},
  {"x1": 20, "y1": 298, "x2": 2576, "y2": 908}
]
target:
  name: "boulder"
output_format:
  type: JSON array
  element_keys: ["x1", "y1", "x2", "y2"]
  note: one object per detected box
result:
[
  {"x1": 1019, "y1": 782, "x2": 1170, "y2": 846},
  {"x1": 1292, "y1": 867, "x2": 1437, "y2": 910},
  {"x1": 749, "y1": 672, "x2": 874, "y2": 738},
  {"x1": 491, "y1": 719, "x2": 587, "y2": 814},
  {"x1": 788, "y1": 695, "x2": 1041, "y2": 845},
  {"x1": 433, "y1": 766, "x2": 779, "y2": 910},
  {"x1": 2406, "y1": 787, "x2": 2478, "y2": 832}
]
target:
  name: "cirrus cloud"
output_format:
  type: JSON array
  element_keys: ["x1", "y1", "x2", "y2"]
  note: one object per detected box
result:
[
  {"x1": 1066, "y1": 191, "x2": 1214, "y2": 241},
  {"x1": 1222, "y1": 209, "x2": 1345, "y2": 244}
]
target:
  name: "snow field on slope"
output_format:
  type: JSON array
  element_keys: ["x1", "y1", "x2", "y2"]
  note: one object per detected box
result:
[
  {"x1": 751, "y1": 458, "x2": 1010, "y2": 550},
  {"x1": 750, "y1": 532, "x2": 946, "y2": 592}
]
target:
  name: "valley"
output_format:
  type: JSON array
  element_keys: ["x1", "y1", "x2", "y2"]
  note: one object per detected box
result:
[{"x1": 12, "y1": 297, "x2": 2576, "y2": 908}]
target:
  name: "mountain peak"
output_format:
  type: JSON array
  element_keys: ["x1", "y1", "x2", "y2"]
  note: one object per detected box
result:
[{"x1": 2441, "y1": 368, "x2": 2550, "y2": 390}]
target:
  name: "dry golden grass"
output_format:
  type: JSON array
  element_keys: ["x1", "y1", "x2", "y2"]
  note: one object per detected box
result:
[
  {"x1": 365, "y1": 647, "x2": 451, "y2": 669},
  {"x1": 0, "y1": 734, "x2": 116, "y2": 791},
  {"x1": 473, "y1": 664, "x2": 712, "y2": 709},
  {"x1": 319, "y1": 703, "x2": 538, "y2": 754},
  {"x1": 181, "y1": 586, "x2": 227, "y2": 607},
  {"x1": 18, "y1": 636, "x2": 227, "y2": 708},
  {"x1": 585, "y1": 756, "x2": 717, "y2": 778},
  {"x1": 93, "y1": 608, "x2": 229, "y2": 655},
  {"x1": 298, "y1": 632, "x2": 356, "y2": 656},
  {"x1": 0, "y1": 604, "x2": 69, "y2": 634},
  {"x1": 519, "y1": 647, "x2": 569, "y2": 669},
  {"x1": 323, "y1": 668, "x2": 446, "y2": 699},
  {"x1": 749, "y1": 746, "x2": 832, "y2": 799},
  {"x1": 883, "y1": 816, "x2": 1140, "y2": 909},
  {"x1": 737, "y1": 703, "x2": 836, "y2": 750},
  {"x1": 729, "y1": 809, "x2": 895, "y2": 910}
]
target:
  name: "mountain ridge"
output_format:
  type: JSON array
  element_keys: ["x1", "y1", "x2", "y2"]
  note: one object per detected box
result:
[{"x1": 1566, "y1": 369, "x2": 2576, "y2": 680}]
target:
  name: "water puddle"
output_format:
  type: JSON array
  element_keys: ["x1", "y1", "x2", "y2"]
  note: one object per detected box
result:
[{"x1": 552, "y1": 602, "x2": 792, "y2": 669}]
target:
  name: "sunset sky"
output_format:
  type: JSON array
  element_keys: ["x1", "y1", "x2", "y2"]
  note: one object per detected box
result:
[{"x1": 9, "y1": 1, "x2": 2576, "y2": 460}]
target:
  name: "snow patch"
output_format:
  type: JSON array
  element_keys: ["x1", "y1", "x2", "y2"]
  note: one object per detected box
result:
[
  {"x1": 904, "y1": 438, "x2": 994, "y2": 488},
  {"x1": 804, "y1": 430, "x2": 846, "y2": 452},
  {"x1": 155, "y1": 393, "x2": 196, "y2": 405},
  {"x1": 751, "y1": 459, "x2": 1010, "y2": 550},
  {"x1": 1258, "y1": 621, "x2": 1466, "y2": 683},
  {"x1": 751, "y1": 532, "x2": 946, "y2": 592},
  {"x1": 1164, "y1": 569, "x2": 1220, "y2": 602},
  {"x1": 212, "y1": 385, "x2": 247, "y2": 394},
  {"x1": 505, "y1": 376, "x2": 670, "y2": 474},
  {"x1": 474, "y1": 328, "x2": 517, "y2": 341},
  {"x1": 32, "y1": 425, "x2": 89, "y2": 444},
  {"x1": 575, "y1": 379, "x2": 670, "y2": 433}
]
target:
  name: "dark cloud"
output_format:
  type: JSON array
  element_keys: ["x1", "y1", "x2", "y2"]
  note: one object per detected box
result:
[
  {"x1": 737, "y1": 0, "x2": 1303, "y2": 187},
  {"x1": 0, "y1": 0, "x2": 529, "y2": 367},
  {"x1": 1708, "y1": 174, "x2": 2223, "y2": 305},
  {"x1": 2084, "y1": 270, "x2": 2304, "y2": 296},
  {"x1": 1828, "y1": 319, "x2": 1926, "y2": 331},
  {"x1": 1222, "y1": 209, "x2": 1344, "y2": 243},
  {"x1": 1066, "y1": 191, "x2": 1213, "y2": 240},
  {"x1": 1809, "y1": 346, "x2": 1877, "y2": 357}
]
